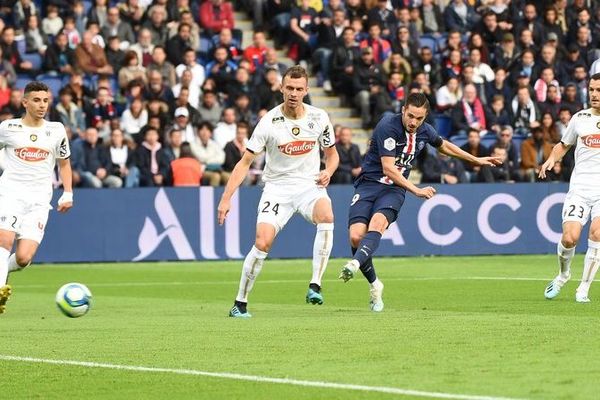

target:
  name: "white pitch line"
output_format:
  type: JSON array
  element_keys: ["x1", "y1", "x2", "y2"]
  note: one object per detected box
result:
[
  {"x1": 12, "y1": 276, "x2": 559, "y2": 289},
  {"x1": 0, "y1": 355, "x2": 526, "y2": 400}
]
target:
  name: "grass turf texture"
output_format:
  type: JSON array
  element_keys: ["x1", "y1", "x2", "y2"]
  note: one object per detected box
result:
[{"x1": 1, "y1": 255, "x2": 598, "y2": 400}]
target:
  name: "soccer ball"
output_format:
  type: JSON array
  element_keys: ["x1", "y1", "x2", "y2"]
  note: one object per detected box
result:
[{"x1": 55, "y1": 283, "x2": 92, "y2": 318}]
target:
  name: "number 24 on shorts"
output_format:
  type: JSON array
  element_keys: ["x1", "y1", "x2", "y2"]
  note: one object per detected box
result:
[{"x1": 261, "y1": 201, "x2": 280, "y2": 215}]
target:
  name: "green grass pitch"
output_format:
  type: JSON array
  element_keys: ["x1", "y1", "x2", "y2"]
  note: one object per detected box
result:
[{"x1": 1, "y1": 255, "x2": 599, "y2": 400}]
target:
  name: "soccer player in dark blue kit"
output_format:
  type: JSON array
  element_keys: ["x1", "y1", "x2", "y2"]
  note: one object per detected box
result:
[{"x1": 339, "y1": 93, "x2": 502, "y2": 311}]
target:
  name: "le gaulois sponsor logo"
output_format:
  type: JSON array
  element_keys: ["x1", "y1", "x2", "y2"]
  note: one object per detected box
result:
[
  {"x1": 582, "y1": 134, "x2": 600, "y2": 148},
  {"x1": 15, "y1": 147, "x2": 50, "y2": 161},
  {"x1": 278, "y1": 140, "x2": 316, "y2": 155}
]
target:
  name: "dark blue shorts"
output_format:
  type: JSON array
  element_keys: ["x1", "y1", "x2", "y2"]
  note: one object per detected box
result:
[{"x1": 347, "y1": 179, "x2": 406, "y2": 227}]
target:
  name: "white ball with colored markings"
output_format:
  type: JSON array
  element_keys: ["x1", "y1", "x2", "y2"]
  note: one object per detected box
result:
[{"x1": 55, "y1": 283, "x2": 92, "y2": 318}]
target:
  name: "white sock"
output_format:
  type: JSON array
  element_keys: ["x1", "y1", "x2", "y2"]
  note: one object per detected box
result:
[
  {"x1": 0, "y1": 247, "x2": 10, "y2": 286},
  {"x1": 8, "y1": 253, "x2": 26, "y2": 272},
  {"x1": 557, "y1": 241, "x2": 575, "y2": 280},
  {"x1": 576, "y1": 240, "x2": 600, "y2": 297},
  {"x1": 235, "y1": 246, "x2": 268, "y2": 303},
  {"x1": 310, "y1": 223, "x2": 334, "y2": 287}
]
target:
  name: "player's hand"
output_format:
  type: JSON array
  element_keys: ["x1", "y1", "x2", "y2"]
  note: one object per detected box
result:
[
  {"x1": 57, "y1": 191, "x2": 73, "y2": 213},
  {"x1": 415, "y1": 186, "x2": 436, "y2": 199},
  {"x1": 217, "y1": 198, "x2": 230, "y2": 225},
  {"x1": 476, "y1": 156, "x2": 503, "y2": 167},
  {"x1": 538, "y1": 158, "x2": 555, "y2": 179},
  {"x1": 316, "y1": 170, "x2": 331, "y2": 187}
]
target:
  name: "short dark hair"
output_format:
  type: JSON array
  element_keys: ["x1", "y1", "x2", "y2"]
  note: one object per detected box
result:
[
  {"x1": 282, "y1": 65, "x2": 308, "y2": 83},
  {"x1": 24, "y1": 81, "x2": 49, "y2": 95},
  {"x1": 237, "y1": 121, "x2": 250, "y2": 133},
  {"x1": 590, "y1": 72, "x2": 600, "y2": 82},
  {"x1": 198, "y1": 121, "x2": 214, "y2": 132},
  {"x1": 180, "y1": 142, "x2": 194, "y2": 158},
  {"x1": 404, "y1": 92, "x2": 430, "y2": 110}
]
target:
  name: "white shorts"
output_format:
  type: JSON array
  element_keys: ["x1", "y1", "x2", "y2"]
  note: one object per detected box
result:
[
  {"x1": 256, "y1": 184, "x2": 330, "y2": 233},
  {"x1": 562, "y1": 191, "x2": 600, "y2": 226},
  {"x1": 0, "y1": 195, "x2": 50, "y2": 243}
]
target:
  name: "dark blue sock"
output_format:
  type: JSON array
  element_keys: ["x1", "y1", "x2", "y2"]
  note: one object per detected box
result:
[
  {"x1": 360, "y1": 258, "x2": 377, "y2": 283},
  {"x1": 354, "y1": 231, "x2": 382, "y2": 268}
]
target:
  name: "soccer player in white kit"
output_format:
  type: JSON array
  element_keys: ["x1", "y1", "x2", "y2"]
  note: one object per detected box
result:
[
  {"x1": 540, "y1": 73, "x2": 600, "y2": 302},
  {"x1": 0, "y1": 81, "x2": 73, "y2": 314},
  {"x1": 217, "y1": 66, "x2": 339, "y2": 318}
]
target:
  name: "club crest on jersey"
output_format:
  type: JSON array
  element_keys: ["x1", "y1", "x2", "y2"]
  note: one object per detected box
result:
[
  {"x1": 417, "y1": 141, "x2": 425, "y2": 151},
  {"x1": 14, "y1": 147, "x2": 49, "y2": 162},
  {"x1": 278, "y1": 140, "x2": 316, "y2": 155},
  {"x1": 30, "y1": 134, "x2": 37, "y2": 142},
  {"x1": 582, "y1": 134, "x2": 600, "y2": 148},
  {"x1": 292, "y1": 127, "x2": 300, "y2": 136},
  {"x1": 596, "y1": 121, "x2": 600, "y2": 129}
]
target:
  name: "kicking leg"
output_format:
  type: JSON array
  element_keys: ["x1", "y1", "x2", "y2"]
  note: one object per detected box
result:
[
  {"x1": 575, "y1": 218, "x2": 600, "y2": 302},
  {"x1": 230, "y1": 223, "x2": 275, "y2": 318},
  {"x1": 545, "y1": 222, "x2": 581, "y2": 299},
  {"x1": 0, "y1": 230, "x2": 16, "y2": 314},
  {"x1": 307, "y1": 197, "x2": 334, "y2": 305}
]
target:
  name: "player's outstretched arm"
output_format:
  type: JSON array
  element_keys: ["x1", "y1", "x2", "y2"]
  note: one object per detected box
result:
[
  {"x1": 217, "y1": 150, "x2": 256, "y2": 225},
  {"x1": 57, "y1": 158, "x2": 73, "y2": 213},
  {"x1": 316, "y1": 145, "x2": 339, "y2": 187},
  {"x1": 538, "y1": 142, "x2": 571, "y2": 179},
  {"x1": 381, "y1": 156, "x2": 436, "y2": 199},
  {"x1": 438, "y1": 139, "x2": 502, "y2": 167}
]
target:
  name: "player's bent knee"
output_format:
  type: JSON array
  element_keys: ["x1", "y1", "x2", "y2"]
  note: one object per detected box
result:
[
  {"x1": 589, "y1": 230, "x2": 600, "y2": 243},
  {"x1": 254, "y1": 238, "x2": 273, "y2": 253},
  {"x1": 15, "y1": 254, "x2": 32, "y2": 268},
  {"x1": 349, "y1": 232, "x2": 363, "y2": 248}
]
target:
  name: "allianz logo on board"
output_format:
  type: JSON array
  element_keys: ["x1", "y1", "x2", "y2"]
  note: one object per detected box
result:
[{"x1": 133, "y1": 188, "x2": 243, "y2": 261}]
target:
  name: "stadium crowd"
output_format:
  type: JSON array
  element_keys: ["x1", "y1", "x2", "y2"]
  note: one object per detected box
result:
[{"x1": 0, "y1": 0, "x2": 596, "y2": 187}]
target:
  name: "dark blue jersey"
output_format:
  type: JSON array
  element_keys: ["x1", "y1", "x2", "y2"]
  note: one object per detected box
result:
[{"x1": 358, "y1": 113, "x2": 443, "y2": 186}]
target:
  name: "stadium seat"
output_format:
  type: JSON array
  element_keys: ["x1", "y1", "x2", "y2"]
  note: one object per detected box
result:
[
  {"x1": 419, "y1": 36, "x2": 436, "y2": 53},
  {"x1": 21, "y1": 53, "x2": 42, "y2": 71},
  {"x1": 16, "y1": 38, "x2": 25, "y2": 55},
  {"x1": 433, "y1": 114, "x2": 452, "y2": 138},
  {"x1": 36, "y1": 74, "x2": 64, "y2": 98},
  {"x1": 450, "y1": 136, "x2": 467, "y2": 148},
  {"x1": 15, "y1": 75, "x2": 30, "y2": 90},
  {"x1": 82, "y1": 0, "x2": 93, "y2": 15}
]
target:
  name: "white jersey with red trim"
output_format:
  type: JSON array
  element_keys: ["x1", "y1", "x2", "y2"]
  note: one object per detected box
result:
[
  {"x1": 247, "y1": 103, "x2": 334, "y2": 186},
  {"x1": 562, "y1": 108, "x2": 600, "y2": 194},
  {"x1": 0, "y1": 118, "x2": 70, "y2": 204}
]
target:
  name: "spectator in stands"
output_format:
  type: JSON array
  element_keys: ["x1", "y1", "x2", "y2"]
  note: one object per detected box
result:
[
  {"x1": 332, "y1": 26, "x2": 359, "y2": 100},
  {"x1": 143, "y1": 5, "x2": 168, "y2": 46},
  {"x1": 421, "y1": 150, "x2": 468, "y2": 184},
  {"x1": 289, "y1": 0, "x2": 319, "y2": 66},
  {"x1": 213, "y1": 107, "x2": 237, "y2": 149},
  {"x1": 170, "y1": 142, "x2": 203, "y2": 187},
  {"x1": 451, "y1": 83, "x2": 487, "y2": 137},
  {"x1": 174, "y1": 85, "x2": 202, "y2": 126},
  {"x1": 314, "y1": 7, "x2": 346, "y2": 92},
  {"x1": 382, "y1": 52, "x2": 411, "y2": 85},
  {"x1": 561, "y1": 82, "x2": 584, "y2": 115},
  {"x1": 469, "y1": 48, "x2": 494, "y2": 85},
  {"x1": 442, "y1": 49, "x2": 463, "y2": 83},
  {"x1": 493, "y1": 33, "x2": 518, "y2": 71},
  {"x1": 485, "y1": 94, "x2": 511, "y2": 135},
  {"x1": 255, "y1": 67, "x2": 282, "y2": 113},
  {"x1": 147, "y1": 45, "x2": 176, "y2": 88},
  {"x1": 538, "y1": 83, "x2": 561, "y2": 119},
  {"x1": 232, "y1": 92, "x2": 254, "y2": 125},
  {"x1": 130, "y1": 127, "x2": 170, "y2": 187},
  {"x1": 143, "y1": 70, "x2": 175, "y2": 113},
  {"x1": 120, "y1": 97, "x2": 147, "y2": 141},
  {"x1": 559, "y1": 44, "x2": 585, "y2": 83},
  {"x1": 222, "y1": 121, "x2": 251, "y2": 185},
  {"x1": 62, "y1": 15, "x2": 81, "y2": 50},
  {"x1": 391, "y1": 25, "x2": 417, "y2": 65},
  {"x1": 361, "y1": 22, "x2": 393, "y2": 65},
  {"x1": 87, "y1": 21, "x2": 106, "y2": 48},
  {"x1": 118, "y1": 51, "x2": 146, "y2": 92},
  {"x1": 205, "y1": 45, "x2": 237, "y2": 95},
  {"x1": 212, "y1": 27, "x2": 242, "y2": 62},
  {"x1": 540, "y1": 111, "x2": 561, "y2": 144},
  {"x1": 573, "y1": 64, "x2": 589, "y2": 107},
  {"x1": 0, "y1": 88, "x2": 24, "y2": 118},
  {"x1": 129, "y1": 28, "x2": 154, "y2": 67},
  {"x1": 479, "y1": 146, "x2": 516, "y2": 183},
  {"x1": 43, "y1": 31, "x2": 75, "y2": 76},
  {"x1": 0, "y1": 46, "x2": 15, "y2": 88},
  {"x1": 243, "y1": 30, "x2": 269, "y2": 74},
  {"x1": 171, "y1": 106, "x2": 196, "y2": 143},
  {"x1": 493, "y1": 125, "x2": 520, "y2": 170},
  {"x1": 12, "y1": 0, "x2": 38, "y2": 31},
  {"x1": 542, "y1": 7, "x2": 564, "y2": 44},
  {"x1": 510, "y1": 49, "x2": 539, "y2": 87},
  {"x1": 460, "y1": 128, "x2": 489, "y2": 182},
  {"x1": 107, "y1": 128, "x2": 137, "y2": 188},
  {"x1": 330, "y1": 126, "x2": 361, "y2": 184},
  {"x1": 117, "y1": 0, "x2": 145, "y2": 31},
  {"x1": 164, "y1": 128, "x2": 183, "y2": 163},
  {"x1": 435, "y1": 76, "x2": 462, "y2": 114},
  {"x1": 534, "y1": 66, "x2": 561, "y2": 104},
  {"x1": 42, "y1": 5, "x2": 63, "y2": 36},
  {"x1": 443, "y1": 0, "x2": 477, "y2": 34},
  {"x1": 353, "y1": 46, "x2": 387, "y2": 128},
  {"x1": 556, "y1": 107, "x2": 572, "y2": 139},
  {"x1": 200, "y1": 0, "x2": 236, "y2": 38},
  {"x1": 89, "y1": 86, "x2": 115, "y2": 140},
  {"x1": 75, "y1": 30, "x2": 113, "y2": 75},
  {"x1": 87, "y1": 0, "x2": 109, "y2": 28},
  {"x1": 24, "y1": 14, "x2": 48, "y2": 55},
  {"x1": 190, "y1": 121, "x2": 224, "y2": 187},
  {"x1": 56, "y1": 87, "x2": 85, "y2": 140},
  {"x1": 76, "y1": 127, "x2": 122, "y2": 188},
  {"x1": 1, "y1": 26, "x2": 33, "y2": 74},
  {"x1": 65, "y1": 72, "x2": 93, "y2": 111},
  {"x1": 366, "y1": 0, "x2": 395, "y2": 38},
  {"x1": 172, "y1": 69, "x2": 199, "y2": 109},
  {"x1": 520, "y1": 126, "x2": 553, "y2": 182},
  {"x1": 377, "y1": 71, "x2": 404, "y2": 117},
  {"x1": 226, "y1": 67, "x2": 253, "y2": 106},
  {"x1": 256, "y1": 48, "x2": 287, "y2": 83},
  {"x1": 175, "y1": 47, "x2": 205, "y2": 89},
  {"x1": 416, "y1": 46, "x2": 441, "y2": 89},
  {"x1": 168, "y1": 11, "x2": 201, "y2": 53},
  {"x1": 105, "y1": 36, "x2": 125, "y2": 74},
  {"x1": 197, "y1": 90, "x2": 223, "y2": 127},
  {"x1": 101, "y1": 6, "x2": 135, "y2": 48},
  {"x1": 0, "y1": 75, "x2": 10, "y2": 110},
  {"x1": 512, "y1": 85, "x2": 541, "y2": 136},
  {"x1": 166, "y1": 23, "x2": 193, "y2": 67}
]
